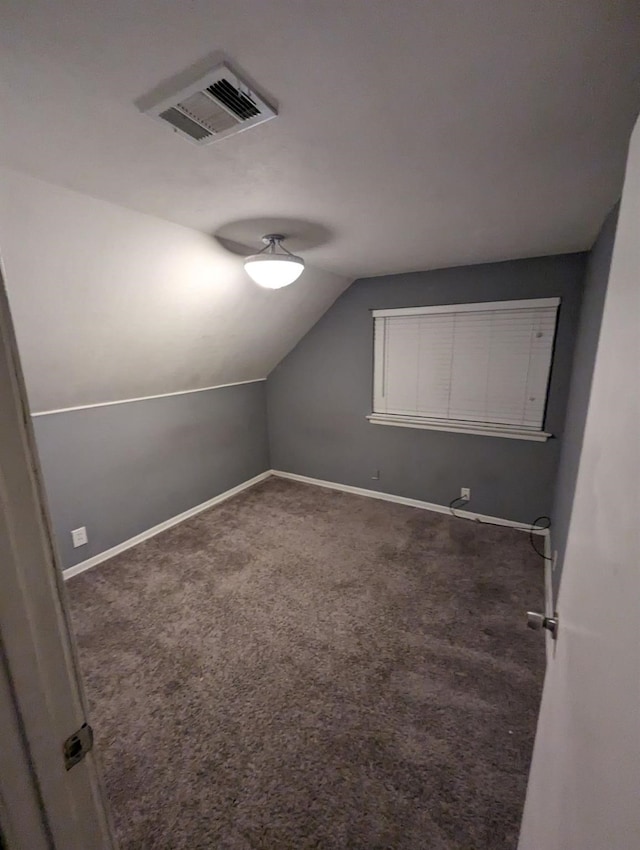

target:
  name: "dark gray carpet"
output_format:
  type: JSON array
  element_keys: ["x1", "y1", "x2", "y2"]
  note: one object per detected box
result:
[{"x1": 67, "y1": 478, "x2": 544, "y2": 850}]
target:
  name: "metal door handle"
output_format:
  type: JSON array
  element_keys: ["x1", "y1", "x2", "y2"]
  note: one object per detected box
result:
[{"x1": 527, "y1": 611, "x2": 558, "y2": 639}]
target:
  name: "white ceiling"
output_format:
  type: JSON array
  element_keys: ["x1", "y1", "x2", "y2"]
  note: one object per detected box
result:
[{"x1": 0, "y1": 0, "x2": 638, "y2": 278}]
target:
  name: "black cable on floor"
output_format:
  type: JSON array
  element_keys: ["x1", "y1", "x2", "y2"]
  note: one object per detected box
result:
[
  {"x1": 529, "y1": 515, "x2": 553, "y2": 561},
  {"x1": 449, "y1": 496, "x2": 553, "y2": 561},
  {"x1": 448, "y1": 495, "x2": 469, "y2": 518}
]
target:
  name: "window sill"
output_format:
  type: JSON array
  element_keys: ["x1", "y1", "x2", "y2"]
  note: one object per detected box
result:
[{"x1": 366, "y1": 414, "x2": 552, "y2": 442}]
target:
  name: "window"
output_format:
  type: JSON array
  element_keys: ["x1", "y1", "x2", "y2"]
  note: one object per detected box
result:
[{"x1": 368, "y1": 297, "x2": 559, "y2": 441}]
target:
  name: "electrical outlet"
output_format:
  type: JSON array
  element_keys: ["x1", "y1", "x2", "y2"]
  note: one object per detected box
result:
[
  {"x1": 371, "y1": 469, "x2": 380, "y2": 480},
  {"x1": 71, "y1": 527, "x2": 88, "y2": 548},
  {"x1": 460, "y1": 487, "x2": 471, "y2": 501}
]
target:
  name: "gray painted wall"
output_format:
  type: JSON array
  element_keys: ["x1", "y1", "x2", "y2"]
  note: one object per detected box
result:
[
  {"x1": 550, "y1": 206, "x2": 619, "y2": 600},
  {"x1": 267, "y1": 254, "x2": 587, "y2": 524},
  {"x1": 33, "y1": 381, "x2": 269, "y2": 569}
]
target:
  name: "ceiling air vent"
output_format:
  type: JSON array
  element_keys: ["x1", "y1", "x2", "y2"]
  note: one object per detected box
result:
[{"x1": 142, "y1": 62, "x2": 277, "y2": 145}]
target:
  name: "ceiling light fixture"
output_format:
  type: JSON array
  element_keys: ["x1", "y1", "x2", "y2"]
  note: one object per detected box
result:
[{"x1": 244, "y1": 234, "x2": 305, "y2": 289}]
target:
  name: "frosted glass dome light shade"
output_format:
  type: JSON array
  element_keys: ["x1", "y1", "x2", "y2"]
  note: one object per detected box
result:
[
  {"x1": 244, "y1": 254, "x2": 305, "y2": 288},
  {"x1": 244, "y1": 235, "x2": 305, "y2": 289}
]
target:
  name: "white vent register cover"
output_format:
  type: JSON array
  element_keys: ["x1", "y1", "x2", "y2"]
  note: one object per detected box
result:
[
  {"x1": 371, "y1": 298, "x2": 560, "y2": 440},
  {"x1": 142, "y1": 62, "x2": 277, "y2": 144}
]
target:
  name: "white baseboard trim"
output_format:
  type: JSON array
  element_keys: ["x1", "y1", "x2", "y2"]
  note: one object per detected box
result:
[
  {"x1": 543, "y1": 531, "x2": 554, "y2": 662},
  {"x1": 543, "y1": 533, "x2": 553, "y2": 615},
  {"x1": 65, "y1": 467, "x2": 551, "y2": 610},
  {"x1": 62, "y1": 470, "x2": 271, "y2": 581},
  {"x1": 271, "y1": 470, "x2": 548, "y2": 535}
]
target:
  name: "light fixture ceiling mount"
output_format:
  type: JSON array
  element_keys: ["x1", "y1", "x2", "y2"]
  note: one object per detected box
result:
[{"x1": 244, "y1": 234, "x2": 305, "y2": 289}]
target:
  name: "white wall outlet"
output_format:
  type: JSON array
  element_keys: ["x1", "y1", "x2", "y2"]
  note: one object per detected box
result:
[
  {"x1": 460, "y1": 487, "x2": 471, "y2": 501},
  {"x1": 71, "y1": 526, "x2": 88, "y2": 548}
]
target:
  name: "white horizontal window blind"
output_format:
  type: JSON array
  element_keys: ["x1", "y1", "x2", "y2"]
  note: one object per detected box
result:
[{"x1": 372, "y1": 298, "x2": 559, "y2": 437}]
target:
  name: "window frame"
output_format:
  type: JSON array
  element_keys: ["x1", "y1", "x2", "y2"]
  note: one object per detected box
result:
[{"x1": 368, "y1": 297, "x2": 560, "y2": 442}]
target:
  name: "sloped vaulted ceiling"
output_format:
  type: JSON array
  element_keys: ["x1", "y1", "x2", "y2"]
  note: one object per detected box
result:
[
  {"x1": 0, "y1": 168, "x2": 351, "y2": 411},
  {"x1": 0, "y1": 1, "x2": 638, "y2": 410}
]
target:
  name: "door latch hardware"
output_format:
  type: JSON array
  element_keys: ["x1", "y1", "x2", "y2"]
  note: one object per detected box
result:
[
  {"x1": 63, "y1": 723, "x2": 94, "y2": 771},
  {"x1": 526, "y1": 611, "x2": 558, "y2": 640}
]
